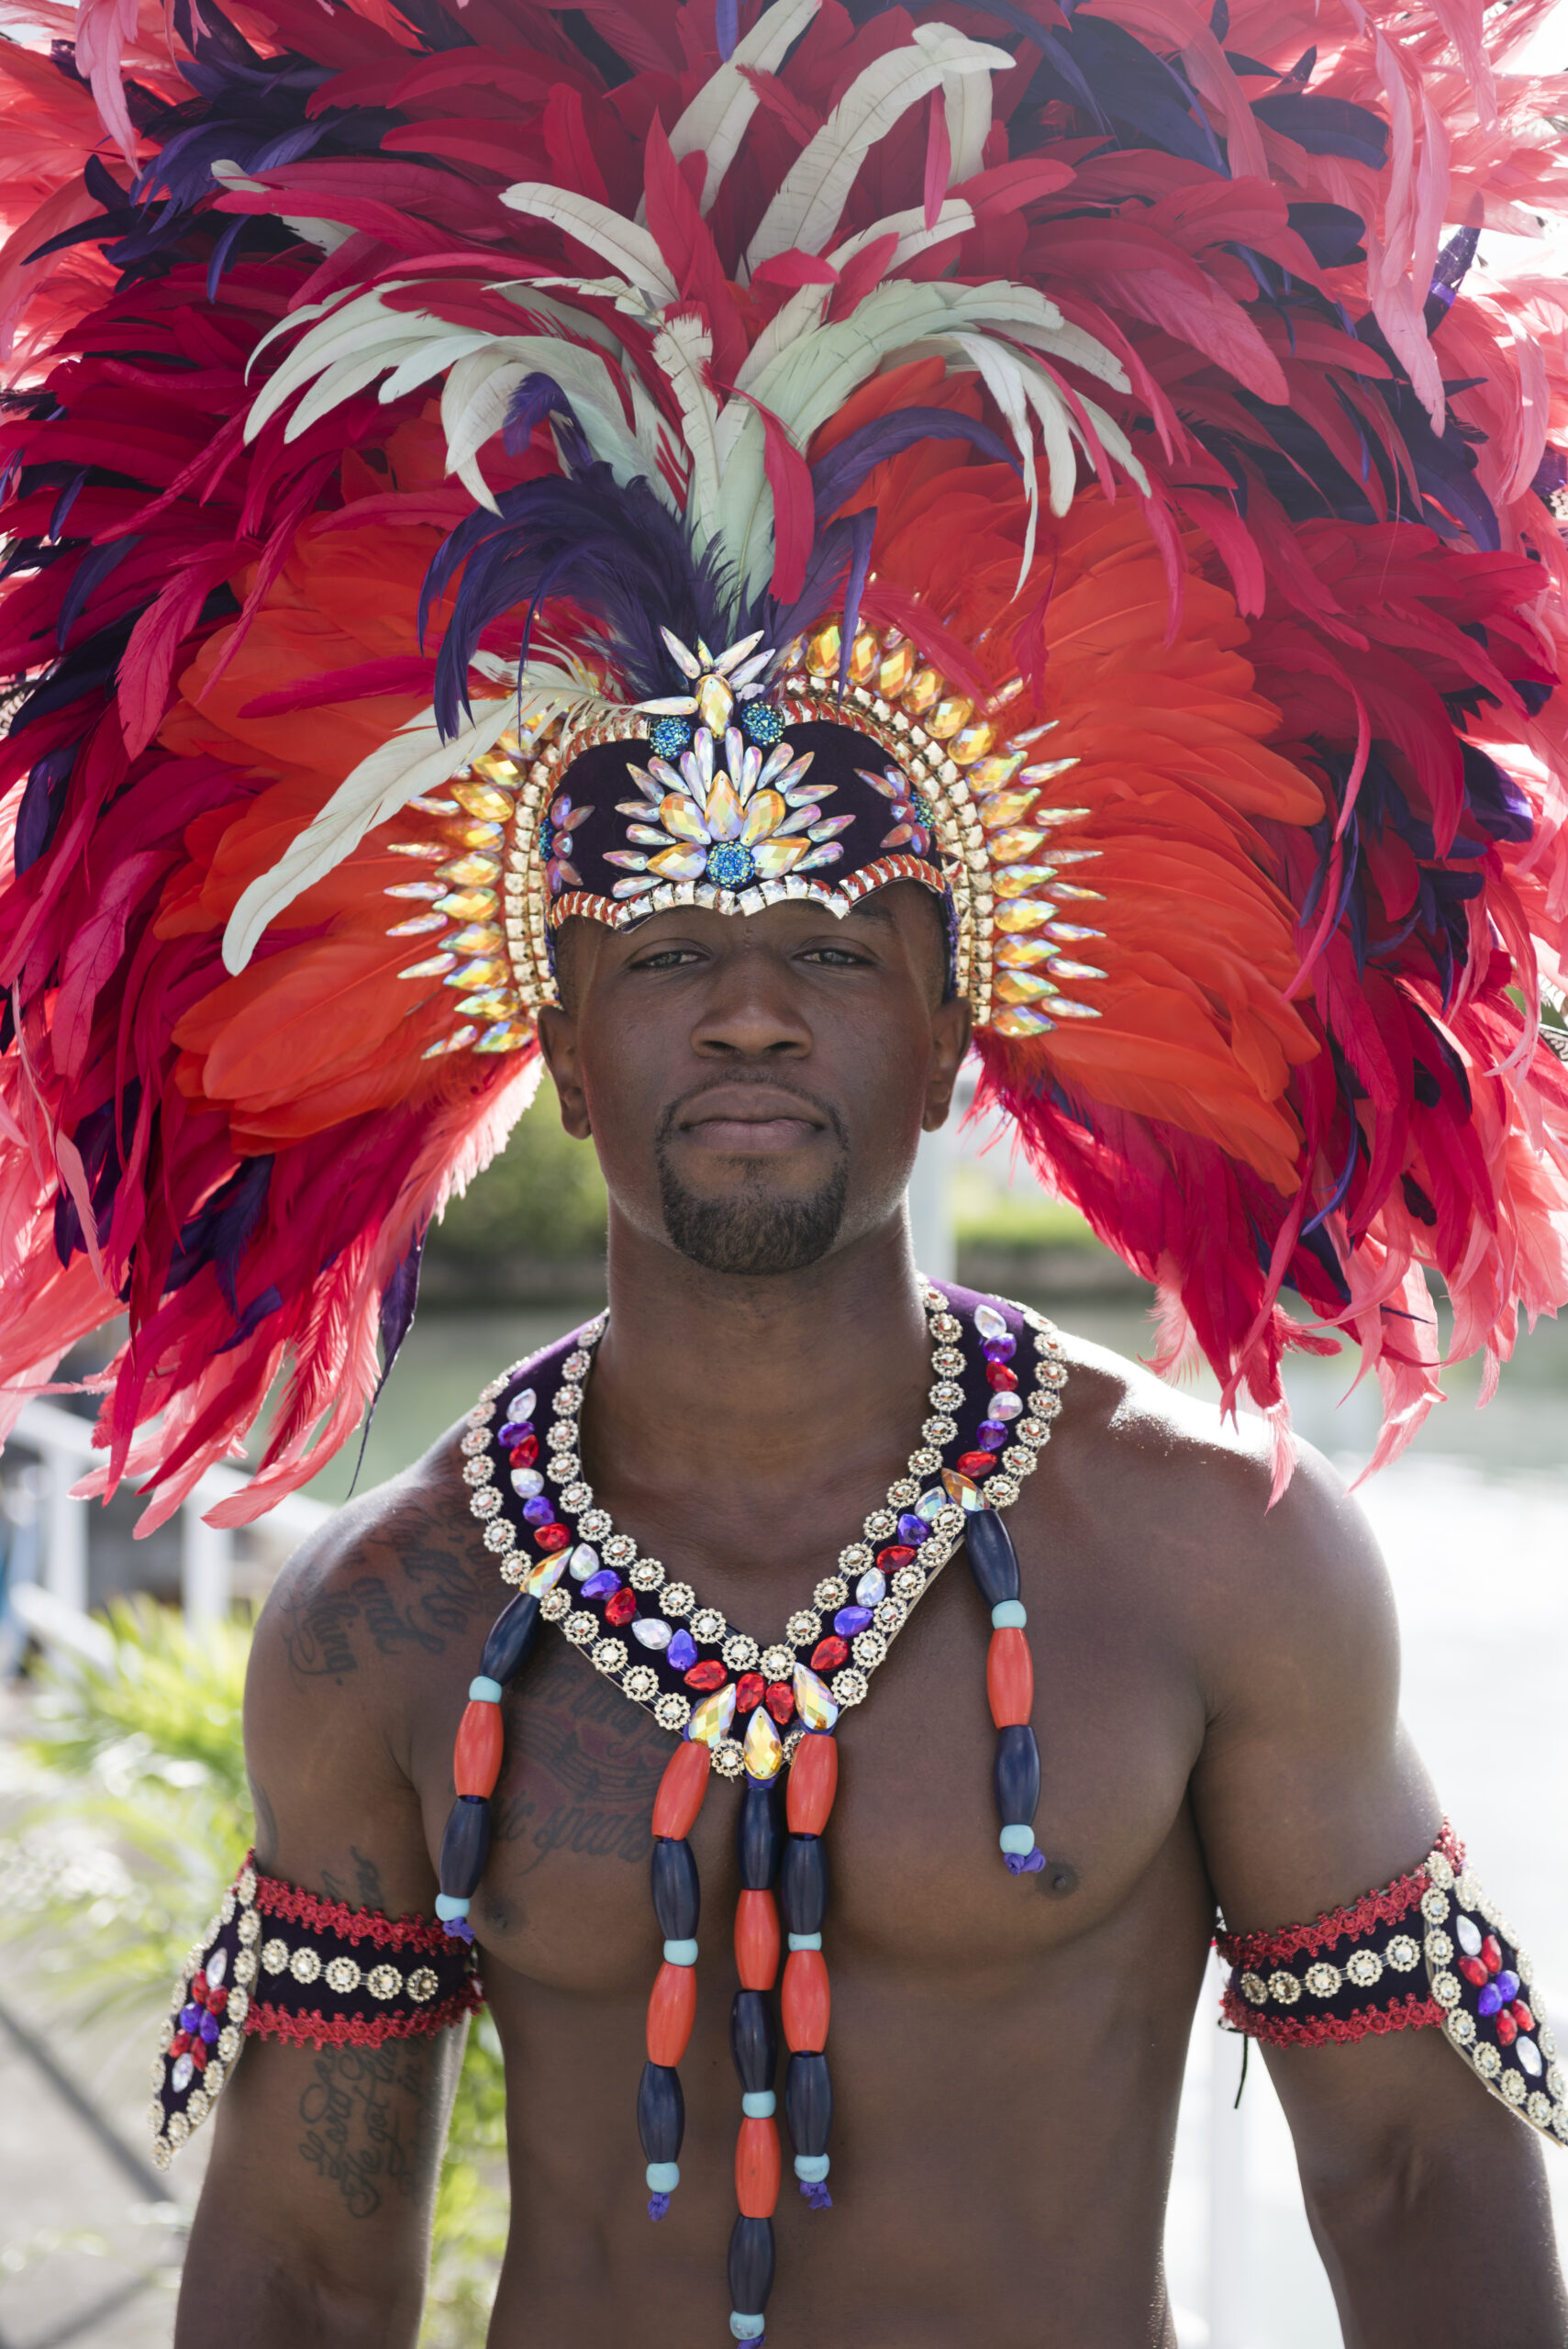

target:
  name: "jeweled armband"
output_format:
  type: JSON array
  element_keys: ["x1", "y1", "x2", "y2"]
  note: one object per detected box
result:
[
  {"x1": 149, "y1": 1854, "x2": 484, "y2": 2166},
  {"x1": 1218, "y1": 1824, "x2": 1568, "y2": 2146}
]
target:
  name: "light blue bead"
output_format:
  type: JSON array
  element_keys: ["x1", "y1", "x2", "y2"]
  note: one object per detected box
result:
[
  {"x1": 990, "y1": 1600, "x2": 1027, "y2": 1630},
  {"x1": 786, "y1": 1932, "x2": 821, "y2": 1953},
  {"x1": 645, "y1": 2162, "x2": 679, "y2": 2193},
  {"x1": 741, "y1": 2090, "x2": 776, "y2": 2119},
  {"x1": 468, "y1": 1675, "x2": 504, "y2": 1704},
  {"x1": 794, "y1": 2154, "x2": 830, "y2": 2183},
  {"x1": 662, "y1": 1938, "x2": 699, "y2": 1966},
  {"x1": 999, "y1": 1824, "x2": 1035, "y2": 1856},
  {"x1": 435, "y1": 1894, "x2": 471, "y2": 1920},
  {"x1": 729, "y1": 2316, "x2": 767, "y2": 2341}
]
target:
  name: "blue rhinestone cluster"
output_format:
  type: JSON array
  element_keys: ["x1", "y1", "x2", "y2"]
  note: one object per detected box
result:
[{"x1": 706, "y1": 841, "x2": 756, "y2": 887}]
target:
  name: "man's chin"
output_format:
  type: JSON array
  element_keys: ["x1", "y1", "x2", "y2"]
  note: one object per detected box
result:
[{"x1": 656, "y1": 1163, "x2": 849, "y2": 1279}]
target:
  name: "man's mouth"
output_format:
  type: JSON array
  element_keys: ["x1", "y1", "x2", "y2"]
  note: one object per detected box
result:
[{"x1": 673, "y1": 1085, "x2": 830, "y2": 1155}]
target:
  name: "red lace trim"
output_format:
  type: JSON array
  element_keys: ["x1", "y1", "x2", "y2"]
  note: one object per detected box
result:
[
  {"x1": 1215, "y1": 1822, "x2": 1463, "y2": 1969},
  {"x1": 250, "y1": 1858, "x2": 453, "y2": 1954},
  {"x1": 1221, "y1": 1987, "x2": 1445, "y2": 2046},
  {"x1": 246, "y1": 1980, "x2": 484, "y2": 2050}
]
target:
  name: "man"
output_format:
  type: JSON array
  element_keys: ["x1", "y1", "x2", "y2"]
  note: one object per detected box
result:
[
  {"x1": 173, "y1": 877, "x2": 1567, "y2": 2345},
  {"x1": 3, "y1": 0, "x2": 1567, "y2": 2343}
]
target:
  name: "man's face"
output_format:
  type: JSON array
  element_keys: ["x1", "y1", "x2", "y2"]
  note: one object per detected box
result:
[{"x1": 537, "y1": 885, "x2": 970, "y2": 1277}]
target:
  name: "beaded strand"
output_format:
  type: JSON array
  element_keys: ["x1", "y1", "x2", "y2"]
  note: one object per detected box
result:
[
  {"x1": 962, "y1": 1504, "x2": 1044, "y2": 1875},
  {"x1": 781, "y1": 1727, "x2": 838, "y2": 2211},
  {"x1": 642, "y1": 1736, "x2": 712, "y2": 2217},
  {"x1": 436, "y1": 1587, "x2": 541, "y2": 1938},
  {"x1": 728, "y1": 1742, "x2": 785, "y2": 2345}
]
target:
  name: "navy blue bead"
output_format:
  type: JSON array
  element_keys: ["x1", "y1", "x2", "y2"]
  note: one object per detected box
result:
[
  {"x1": 994, "y1": 1723, "x2": 1040, "y2": 1827},
  {"x1": 636, "y1": 2061, "x2": 684, "y2": 2162},
  {"x1": 651, "y1": 1837, "x2": 700, "y2": 1940},
  {"x1": 779, "y1": 1835, "x2": 827, "y2": 1936},
  {"x1": 727, "y1": 2214, "x2": 775, "y2": 2313},
  {"x1": 964, "y1": 1508, "x2": 1020, "y2": 1606},
  {"x1": 729, "y1": 1989, "x2": 778, "y2": 2093},
  {"x1": 479, "y1": 1592, "x2": 540, "y2": 1686},
  {"x1": 737, "y1": 1777, "x2": 784, "y2": 1891},
  {"x1": 784, "y1": 2051, "x2": 833, "y2": 2156},
  {"x1": 496, "y1": 1418, "x2": 533, "y2": 1448},
  {"x1": 439, "y1": 1794, "x2": 491, "y2": 1898}
]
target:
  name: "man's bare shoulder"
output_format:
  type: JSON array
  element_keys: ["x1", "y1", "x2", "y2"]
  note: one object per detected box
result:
[{"x1": 1014, "y1": 1324, "x2": 1398, "y2": 1709}]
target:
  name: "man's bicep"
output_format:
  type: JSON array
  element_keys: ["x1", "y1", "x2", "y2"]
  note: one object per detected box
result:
[
  {"x1": 176, "y1": 2024, "x2": 465, "y2": 2342},
  {"x1": 1188, "y1": 1442, "x2": 1440, "y2": 1936}
]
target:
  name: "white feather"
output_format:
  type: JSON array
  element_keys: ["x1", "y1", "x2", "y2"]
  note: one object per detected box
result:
[
  {"x1": 651, "y1": 312, "x2": 722, "y2": 548},
  {"x1": 668, "y1": 0, "x2": 823, "y2": 216},
  {"x1": 378, "y1": 329, "x2": 495, "y2": 405},
  {"x1": 282, "y1": 351, "x2": 407, "y2": 444},
  {"x1": 497, "y1": 184, "x2": 678, "y2": 308},
  {"x1": 829, "y1": 196, "x2": 974, "y2": 276},
  {"x1": 745, "y1": 40, "x2": 949, "y2": 268}
]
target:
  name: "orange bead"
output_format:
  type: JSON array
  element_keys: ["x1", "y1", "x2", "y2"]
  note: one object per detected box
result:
[
  {"x1": 651, "y1": 1739, "x2": 710, "y2": 1840},
  {"x1": 986, "y1": 1626, "x2": 1033, "y2": 1727},
  {"x1": 734, "y1": 1890, "x2": 780, "y2": 1990},
  {"x1": 785, "y1": 1731, "x2": 838, "y2": 1835},
  {"x1": 735, "y1": 2116, "x2": 781, "y2": 2218},
  {"x1": 781, "y1": 1948, "x2": 829, "y2": 2053},
  {"x1": 646, "y1": 1961, "x2": 697, "y2": 2065},
  {"x1": 452, "y1": 1700, "x2": 505, "y2": 1798}
]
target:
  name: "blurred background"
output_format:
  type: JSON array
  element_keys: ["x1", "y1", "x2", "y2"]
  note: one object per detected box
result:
[{"x1": 2, "y1": 1067, "x2": 1567, "y2": 2349}]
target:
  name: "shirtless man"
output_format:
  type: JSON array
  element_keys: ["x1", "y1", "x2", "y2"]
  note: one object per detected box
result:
[{"x1": 174, "y1": 885, "x2": 1568, "y2": 2348}]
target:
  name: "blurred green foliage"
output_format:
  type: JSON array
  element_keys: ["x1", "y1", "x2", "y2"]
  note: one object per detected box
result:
[
  {"x1": 432, "y1": 1079, "x2": 606, "y2": 1262},
  {"x1": 0, "y1": 1602, "x2": 506, "y2": 2347}
]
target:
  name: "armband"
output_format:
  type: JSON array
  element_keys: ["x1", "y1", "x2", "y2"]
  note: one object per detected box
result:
[
  {"x1": 1218, "y1": 1823, "x2": 1568, "y2": 2146},
  {"x1": 149, "y1": 1853, "x2": 483, "y2": 2167}
]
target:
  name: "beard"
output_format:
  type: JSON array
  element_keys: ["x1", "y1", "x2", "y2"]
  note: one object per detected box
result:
[{"x1": 654, "y1": 1097, "x2": 851, "y2": 1277}]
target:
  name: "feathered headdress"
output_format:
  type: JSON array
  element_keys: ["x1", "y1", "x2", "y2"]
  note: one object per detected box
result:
[{"x1": 2, "y1": 0, "x2": 1567, "y2": 1525}]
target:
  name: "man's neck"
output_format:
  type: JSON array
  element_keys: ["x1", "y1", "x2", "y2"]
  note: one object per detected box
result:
[{"x1": 585, "y1": 1212, "x2": 932, "y2": 1508}]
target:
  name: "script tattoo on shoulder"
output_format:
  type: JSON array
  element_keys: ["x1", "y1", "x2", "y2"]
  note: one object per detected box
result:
[
  {"x1": 295, "y1": 2041, "x2": 437, "y2": 2219},
  {"x1": 273, "y1": 1491, "x2": 486, "y2": 1685},
  {"x1": 491, "y1": 1653, "x2": 662, "y2": 1874}
]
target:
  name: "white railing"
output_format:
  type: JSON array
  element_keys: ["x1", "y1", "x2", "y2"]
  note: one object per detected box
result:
[{"x1": 1, "y1": 1397, "x2": 331, "y2": 1629}]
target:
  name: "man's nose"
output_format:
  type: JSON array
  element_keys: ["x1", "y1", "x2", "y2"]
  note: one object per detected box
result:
[{"x1": 690, "y1": 947, "x2": 812, "y2": 1056}]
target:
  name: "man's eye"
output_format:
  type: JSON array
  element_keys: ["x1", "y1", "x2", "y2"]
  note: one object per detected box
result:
[
  {"x1": 800, "y1": 945, "x2": 869, "y2": 966},
  {"x1": 630, "y1": 947, "x2": 703, "y2": 971}
]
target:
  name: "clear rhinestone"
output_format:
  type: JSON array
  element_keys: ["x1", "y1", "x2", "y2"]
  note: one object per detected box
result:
[{"x1": 813, "y1": 1576, "x2": 848, "y2": 1611}]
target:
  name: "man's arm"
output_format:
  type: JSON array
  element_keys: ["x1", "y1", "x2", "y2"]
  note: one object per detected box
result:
[
  {"x1": 1187, "y1": 1440, "x2": 1568, "y2": 2349},
  {"x1": 175, "y1": 1466, "x2": 479, "y2": 2348}
]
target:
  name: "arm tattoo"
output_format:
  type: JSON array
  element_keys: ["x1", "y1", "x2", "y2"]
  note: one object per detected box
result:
[
  {"x1": 317, "y1": 1846, "x2": 386, "y2": 1911},
  {"x1": 295, "y1": 2043, "x2": 435, "y2": 2219},
  {"x1": 274, "y1": 1502, "x2": 486, "y2": 1685}
]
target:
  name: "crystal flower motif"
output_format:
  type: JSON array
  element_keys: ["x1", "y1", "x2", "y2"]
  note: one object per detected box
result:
[
  {"x1": 605, "y1": 696, "x2": 854, "y2": 900},
  {"x1": 540, "y1": 792, "x2": 594, "y2": 896},
  {"x1": 861, "y1": 764, "x2": 937, "y2": 857}
]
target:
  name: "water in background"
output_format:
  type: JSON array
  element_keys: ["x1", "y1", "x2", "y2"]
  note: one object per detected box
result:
[{"x1": 305, "y1": 1296, "x2": 1568, "y2": 2348}]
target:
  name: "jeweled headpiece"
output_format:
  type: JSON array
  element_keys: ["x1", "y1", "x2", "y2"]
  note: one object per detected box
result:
[{"x1": 3, "y1": 0, "x2": 1568, "y2": 1520}]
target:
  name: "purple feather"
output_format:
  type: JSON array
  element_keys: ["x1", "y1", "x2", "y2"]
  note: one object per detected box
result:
[{"x1": 810, "y1": 408, "x2": 1018, "y2": 525}]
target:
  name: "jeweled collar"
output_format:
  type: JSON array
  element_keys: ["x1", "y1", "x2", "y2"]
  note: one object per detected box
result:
[{"x1": 459, "y1": 1281, "x2": 1065, "y2": 1773}]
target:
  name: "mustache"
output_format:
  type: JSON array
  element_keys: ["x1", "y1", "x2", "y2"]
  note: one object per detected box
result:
[{"x1": 653, "y1": 1077, "x2": 850, "y2": 1152}]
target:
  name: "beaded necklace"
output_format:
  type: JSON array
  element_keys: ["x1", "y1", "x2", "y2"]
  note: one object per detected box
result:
[{"x1": 446, "y1": 1282, "x2": 1065, "y2": 2345}]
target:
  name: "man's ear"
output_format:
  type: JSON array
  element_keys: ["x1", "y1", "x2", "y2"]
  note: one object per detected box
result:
[
  {"x1": 921, "y1": 996, "x2": 972, "y2": 1133},
  {"x1": 536, "y1": 1003, "x2": 592, "y2": 1140}
]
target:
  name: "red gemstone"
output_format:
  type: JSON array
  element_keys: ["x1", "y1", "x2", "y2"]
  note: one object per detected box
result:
[
  {"x1": 535, "y1": 1522, "x2": 571, "y2": 1552},
  {"x1": 736, "y1": 1674, "x2": 764, "y2": 1713},
  {"x1": 1496, "y1": 2009, "x2": 1518, "y2": 2047},
  {"x1": 190, "y1": 2039, "x2": 209, "y2": 2071},
  {"x1": 1514, "y1": 2001, "x2": 1536, "y2": 2032},
  {"x1": 509, "y1": 1434, "x2": 539, "y2": 1467},
  {"x1": 605, "y1": 1587, "x2": 638, "y2": 1626},
  {"x1": 169, "y1": 2031, "x2": 191, "y2": 2058},
  {"x1": 956, "y1": 1451, "x2": 996, "y2": 1477},
  {"x1": 810, "y1": 1634, "x2": 849, "y2": 1673},
  {"x1": 1482, "y1": 1935, "x2": 1503, "y2": 1976},
  {"x1": 1458, "y1": 1955, "x2": 1489, "y2": 1988},
  {"x1": 206, "y1": 1986, "x2": 228, "y2": 2016},
  {"x1": 987, "y1": 1363, "x2": 1018, "y2": 1391},
  {"x1": 877, "y1": 1544, "x2": 917, "y2": 1570},
  {"x1": 191, "y1": 1971, "x2": 208, "y2": 2001},
  {"x1": 764, "y1": 1682, "x2": 795, "y2": 1725},
  {"x1": 684, "y1": 1661, "x2": 727, "y2": 1691}
]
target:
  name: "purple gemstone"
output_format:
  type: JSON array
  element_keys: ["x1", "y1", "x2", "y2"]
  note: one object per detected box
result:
[
  {"x1": 497, "y1": 1419, "x2": 534, "y2": 1448},
  {"x1": 522, "y1": 1496, "x2": 554, "y2": 1525},
  {"x1": 179, "y1": 2003, "x2": 200, "y2": 2033},
  {"x1": 833, "y1": 1606, "x2": 873, "y2": 1637},
  {"x1": 667, "y1": 1630, "x2": 698, "y2": 1673},
  {"x1": 1477, "y1": 1981, "x2": 1504, "y2": 2018},
  {"x1": 199, "y1": 2010, "x2": 222, "y2": 2043},
  {"x1": 983, "y1": 1335, "x2": 1017, "y2": 1363},
  {"x1": 581, "y1": 1569, "x2": 620, "y2": 1600},
  {"x1": 976, "y1": 1420, "x2": 1007, "y2": 1448},
  {"x1": 1496, "y1": 1969, "x2": 1520, "y2": 2004},
  {"x1": 896, "y1": 1512, "x2": 929, "y2": 1545}
]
